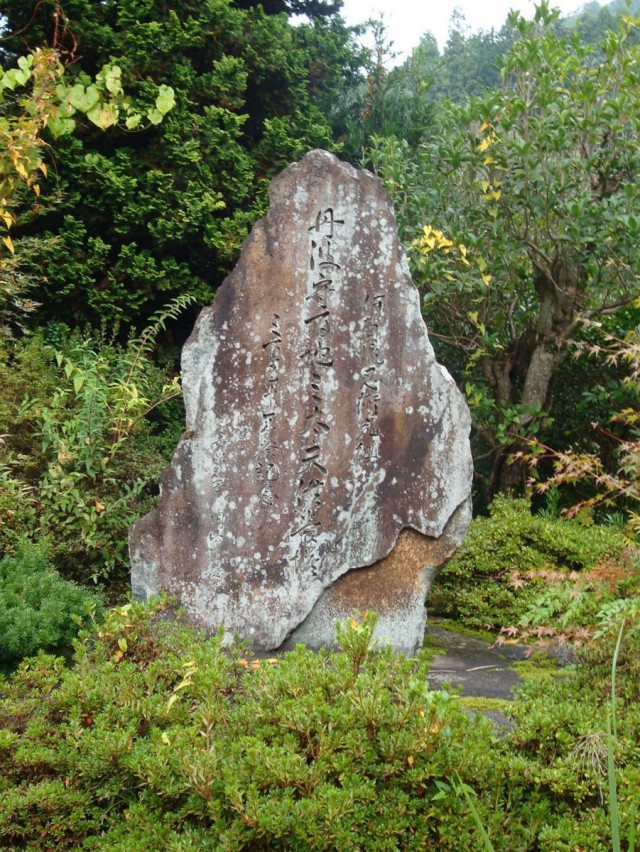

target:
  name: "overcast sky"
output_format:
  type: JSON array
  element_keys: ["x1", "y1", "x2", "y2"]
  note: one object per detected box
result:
[{"x1": 338, "y1": 0, "x2": 591, "y2": 61}]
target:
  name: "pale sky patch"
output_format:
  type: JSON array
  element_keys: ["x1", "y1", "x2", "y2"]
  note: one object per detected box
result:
[{"x1": 338, "y1": 0, "x2": 592, "y2": 62}]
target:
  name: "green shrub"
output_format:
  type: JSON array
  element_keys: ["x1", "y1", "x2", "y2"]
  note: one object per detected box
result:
[
  {"x1": 430, "y1": 496, "x2": 628, "y2": 630},
  {"x1": 1, "y1": 601, "x2": 636, "y2": 850},
  {"x1": 0, "y1": 300, "x2": 189, "y2": 582},
  {"x1": 0, "y1": 541, "x2": 101, "y2": 669}
]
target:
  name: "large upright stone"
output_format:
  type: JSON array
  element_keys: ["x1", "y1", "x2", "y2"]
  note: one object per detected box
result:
[{"x1": 129, "y1": 150, "x2": 472, "y2": 653}]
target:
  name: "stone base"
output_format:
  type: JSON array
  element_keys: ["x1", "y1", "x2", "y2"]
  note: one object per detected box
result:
[{"x1": 281, "y1": 499, "x2": 471, "y2": 656}]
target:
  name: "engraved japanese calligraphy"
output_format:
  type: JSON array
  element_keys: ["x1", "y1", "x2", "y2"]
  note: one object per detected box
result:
[{"x1": 129, "y1": 150, "x2": 473, "y2": 654}]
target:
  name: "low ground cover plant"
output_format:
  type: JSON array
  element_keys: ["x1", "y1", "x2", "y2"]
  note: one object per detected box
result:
[{"x1": 1, "y1": 602, "x2": 638, "y2": 850}]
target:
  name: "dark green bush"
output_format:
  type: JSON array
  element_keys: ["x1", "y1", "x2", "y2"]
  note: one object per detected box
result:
[
  {"x1": 0, "y1": 541, "x2": 101, "y2": 669},
  {"x1": 430, "y1": 496, "x2": 628, "y2": 630}
]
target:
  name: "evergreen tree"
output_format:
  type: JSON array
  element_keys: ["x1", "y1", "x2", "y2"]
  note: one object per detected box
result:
[{"x1": 0, "y1": 0, "x2": 362, "y2": 329}]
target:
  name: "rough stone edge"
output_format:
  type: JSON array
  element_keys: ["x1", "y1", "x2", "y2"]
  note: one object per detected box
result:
[{"x1": 281, "y1": 496, "x2": 472, "y2": 656}]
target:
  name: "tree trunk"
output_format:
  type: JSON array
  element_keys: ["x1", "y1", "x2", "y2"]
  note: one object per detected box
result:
[{"x1": 487, "y1": 261, "x2": 581, "y2": 496}]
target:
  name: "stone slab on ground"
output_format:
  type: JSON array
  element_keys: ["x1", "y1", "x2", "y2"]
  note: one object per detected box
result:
[{"x1": 426, "y1": 623, "x2": 529, "y2": 699}]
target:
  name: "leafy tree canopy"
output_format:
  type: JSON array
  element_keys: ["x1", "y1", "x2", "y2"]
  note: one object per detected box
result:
[
  {"x1": 369, "y1": 2, "x2": 640, "y2": 497},
  {"x1": 0, "y1": 0, "x2": 363, "y2": 329}
]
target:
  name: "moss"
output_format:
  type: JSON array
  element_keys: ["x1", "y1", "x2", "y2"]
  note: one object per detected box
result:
[
  {"x1": 456, "y1": 696, "x2": 513, "y2": 715},
  {"x1": 512, "y1": 657, "x2": 572, "y2": 684},
  {"x1": 427, "y1": 616, "x2": 498, "y2": 644},
  {"x1": 421, "y1": 633, "x2": 446, "y2": 660}
]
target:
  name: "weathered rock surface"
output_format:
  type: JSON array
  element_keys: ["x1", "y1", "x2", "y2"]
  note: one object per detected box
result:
[{"x1": 129, "y1": 149, "x2": 473, "y2": 653}]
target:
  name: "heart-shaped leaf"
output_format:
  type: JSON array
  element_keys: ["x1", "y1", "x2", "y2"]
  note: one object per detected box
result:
[
  {"x1": 87, "y1": 102, "x2": 118, "y2": 130},
  {"x1": 46, "y1": 114, "x2": 76, "y2": 139},
  {"x1": 103, "y1": 65, "x2": 123, "y2": 96},
  {"x1": 17, "y1": 55, "x2": 33, "y2": 73},
  {"x1": 147, "y1": 107, "x2": 164, "y2": 125},
  {"x1": 155, "y1": 85, "x2": 175, "y2": 116},
  {"x1": 68, "y1": 84, "x2": 101, "y2": 114}
]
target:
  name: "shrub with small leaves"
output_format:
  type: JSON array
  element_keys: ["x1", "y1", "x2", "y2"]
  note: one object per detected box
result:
[
  {"x1": 1, "y1": 601, "x2": 637, "y2": 850},
  {"x1": 0, "y1": 540, "x2": 101, "y2": 670},
  {"x1": 430, "y1": 496, "x2": 628, "y2": 630}
]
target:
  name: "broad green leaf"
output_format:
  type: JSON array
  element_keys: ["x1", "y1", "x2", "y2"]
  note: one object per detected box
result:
[
  {"x1": 147, "y1": 107, "x2": 164, "y2": 125},
  {"x1": 87, "y1": 102, "x2": 119, "y2": 130},
  {"x1": 103, "y1": 65, "x2": 123, "y2": 96},
  {"x1": 125, "y1": 113, "x2": 142, "y2": 130},
  {"x1": 46, "y1": 114, "x2": 76, "y2": 139},
  {"x1": 17, "y1": 55, "x2": 33, "y2": 73},
  {"x1": 155, "y1": 85, "x2": 176, "y2": 116},
  {"x1": 68, "y1": 84, "x2": 101, "y2": 114},
  {"x1": 1, "y1": 68, "x2": 29, "y2": 90}
]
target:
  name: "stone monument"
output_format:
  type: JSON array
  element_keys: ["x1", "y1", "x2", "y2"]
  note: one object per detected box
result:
[{"x1": 129, "y1": 150, "x2": 472, "y2": 655}]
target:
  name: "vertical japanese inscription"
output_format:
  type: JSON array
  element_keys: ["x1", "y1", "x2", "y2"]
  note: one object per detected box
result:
[
  {"x1": 291, "y1": 208, "x2": 344, "y2": 574},
  {"x1": 255, "y1": 315, "x2": 282, "y2": 506},
  {"x1": 356, "y1": 294, "x2": 385, "y2": 460}
]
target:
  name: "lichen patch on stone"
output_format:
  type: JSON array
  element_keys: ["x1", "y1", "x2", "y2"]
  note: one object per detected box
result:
[{"x1": 129, "y1": 150, "x2": 473, "y2": 653}]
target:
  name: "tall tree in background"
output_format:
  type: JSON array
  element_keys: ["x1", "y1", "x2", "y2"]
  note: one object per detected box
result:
[
  {"x1": 0, "y1": 0, "x2": 363, "y2": 330},
  {"x1": 370, "y1": 3, "x2": 640, "y2": 497}
]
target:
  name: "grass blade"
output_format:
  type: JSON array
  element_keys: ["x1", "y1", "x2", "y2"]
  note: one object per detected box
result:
[
  {"x1": 607, "y1": 712, "x2": 621, "y2": 852},
  {"x1": 611, "y1": 619, "x2": 625, "y2": 740},
  {"x1": 455, "y1": 773, "x2": 495, "y2": 852}
]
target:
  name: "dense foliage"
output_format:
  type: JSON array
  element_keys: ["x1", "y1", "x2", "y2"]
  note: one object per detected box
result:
[
  {"x1": 369, "y1": 2, "x2": 640, "y2": 496},
  {"x1": 0, "y1": 540, "x2": 101, "y2": 670},
  {"x1": 1, "y1": 1, "x2": 639, "y2": 845},
  {"x1": 430, "y1": 496, "x2": 634, "y2": 633},
  {"x1": 0, "y1": 0, "x2": 363, "y2": 330},
  {"x1": 0, "y1": 604, "x2": 638, "y2": 850},
  {"x1": 0, "y1": 303, "x2": 188, "y2": 583}
]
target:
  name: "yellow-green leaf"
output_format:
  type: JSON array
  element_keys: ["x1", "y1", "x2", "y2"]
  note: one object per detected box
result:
[
  {"x1": 46, "y1": 114, "x2": 76, "y2": 139},
  {"x1": 125, "y1": 113, "x2": 142, "y2": 130},
  {"x1": 155, "y1": 85, "x2": 176, "y2": 116},
  {"x1": 103, "y1": 65, "x2": 123, "y2": 96},
  {"x1": 147, "y1": 107, "x2": 163, "y2": 125},
  {"x1": 68, "y1": 83, "x2": 100, "y2": 114},
  {"x1": 87, "y1": 102, "x2": 118, "y2": 130}
]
